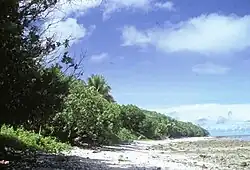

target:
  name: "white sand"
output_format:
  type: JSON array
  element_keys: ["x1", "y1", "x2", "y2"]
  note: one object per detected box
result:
[{"x1": 64, "y1": 137, "x2": 214, "y2": 170}]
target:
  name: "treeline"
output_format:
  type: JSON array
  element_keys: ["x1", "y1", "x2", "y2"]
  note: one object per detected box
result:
[
  {"x1": 0, "y1": 0, "x2": 209, "y2": 154},
  {"x1": 39, "y1": 74, "x2": 209, "y2": 146}
]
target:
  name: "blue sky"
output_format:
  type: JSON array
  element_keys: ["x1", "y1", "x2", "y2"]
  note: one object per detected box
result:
[{"x1": 44, "y1": 0, "x2": 250, "y2": 132}]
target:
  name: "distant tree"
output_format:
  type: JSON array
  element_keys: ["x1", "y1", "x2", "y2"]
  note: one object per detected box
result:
[
  {"x1": 120, "y1": 105, "x2": 146, "y2": 132},
  {"x1": 86, "y1": 74, "x2": 115, "y2": 102}
]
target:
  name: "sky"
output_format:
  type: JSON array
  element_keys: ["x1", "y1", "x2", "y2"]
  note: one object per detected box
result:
[{"x1": 43, "y1": 0, "x2": 250, "y2": 133}]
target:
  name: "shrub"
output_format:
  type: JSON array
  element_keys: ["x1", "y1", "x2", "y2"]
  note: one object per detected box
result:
[
  {"x1": 117, "y1": 128, "x2": 137, "y2": 143},
  {"x1": 0, "y1": 125, "x2": 70, "y2": 153},
  {"x1": 49, "y1": 79, "x2": 122, "y2": 145},
  {"x1": 120, "y1": 105, "x2": 146, "y2": 133}
]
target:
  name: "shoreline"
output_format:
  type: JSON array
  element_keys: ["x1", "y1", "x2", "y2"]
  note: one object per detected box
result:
[
  {"x1": 8, "y1": 136, "x2": 249, "y2": 169},
  {"x1": 63, "y1": 136, "x2": 250, "y2": 169}
]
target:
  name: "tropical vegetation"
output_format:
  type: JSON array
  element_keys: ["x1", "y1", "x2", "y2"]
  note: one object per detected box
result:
[
  {"x1": 0, "y1": 0, "x2": 209, "y2": 167},
  {"x1": 86, "y1": 74, "x2": 115, "y2": 103}
]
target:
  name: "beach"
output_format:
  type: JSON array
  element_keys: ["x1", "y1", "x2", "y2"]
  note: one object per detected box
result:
[
  {"x1": 7, "y1": 137, "x2": 250, "y2": 169},
  {"x1": 61, "y1": 136, "x2": 250, "y2": 170}
]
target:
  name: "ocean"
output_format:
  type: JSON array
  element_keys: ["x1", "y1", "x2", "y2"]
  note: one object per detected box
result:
[
  {"x1": 209, "y1": 130, "x2": 250, "y2": 141},
  {"x1": 215, "y1": 135, "x2": 250, "y2": 141}
]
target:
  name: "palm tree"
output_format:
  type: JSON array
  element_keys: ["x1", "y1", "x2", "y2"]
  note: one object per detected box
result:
[{"x1": 86, "y1": 74, "x2": 115, "y2": 103}]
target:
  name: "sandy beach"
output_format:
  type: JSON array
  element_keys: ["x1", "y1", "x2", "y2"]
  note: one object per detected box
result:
[
  {"x1": 7, "y1": 137, "x2": 250, "y2": 169},
  {"x1": 61, "y1": 136, "x2": 250, "y2": 170}
]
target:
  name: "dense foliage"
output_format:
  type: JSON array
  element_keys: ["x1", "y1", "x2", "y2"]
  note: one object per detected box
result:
[
  {"x1": 42, "y1": 76, "x2": 209, "y2": 146},
  {"x1": 87, "y1": 74, "x2": 115, "y2": 103},
  {"x1": 0, "y1": 0, "x2": 209, "y2": 164},
  {"x1": 0, "y1": 0, "x2": 74, "y2": 131},
  {"x1": 44, "y1": 77, "x2": 209, "y2": 145},
  {"x1": 47, "y1": 78, "x2": 122, "y2": 145},
  {"x1": 0, "y1": 125, "x2": 70, "y2": 154}
]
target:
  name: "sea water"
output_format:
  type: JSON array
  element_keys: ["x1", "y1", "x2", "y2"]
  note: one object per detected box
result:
[
  {"x1": 223, "y1": 135, "x2": 250, "y2": 141},
  {"x1": 209, "y1": 130, "x2": 250, "y2": 141}
]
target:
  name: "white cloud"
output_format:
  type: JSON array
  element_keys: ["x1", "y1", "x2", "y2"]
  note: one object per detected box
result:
[
  {"x1": 155, "y1": 1, "x2": 175, "y2": 11},
  {"x1": 42, "y1": 18, "x2": 87, "y2": 63},
  {"x1": 43, "y1": 0, "x2": 100, "y2": 45},
  {"x1": 46, "y1": 0, "x2": 101, "y2": 21},
  {"x1": 192, "y1": 62, "x2": 230, "y2": 75},
  {"x1": 121, "y1": 13, "x2": 250, "y2": 55},
  {"x1": 121, "y1": 26, "x2": 151, "y2": 47},
  {"x1": 46, "y1": 0, "x2": 175, "y2": 21},
  {"x1": 89, "y1": 52, "x2": 109, "y2": 63},
  {"x1": 150, "y1": 104, "x2": 250, "y2": 134},
  {"x1": 102, "y1": 0, "x2": 153, "y2": 20},
  {"x1": 41, "y1": 0, "x2": 100, "y2": 63},
  {"x1": 44, "y1": 18, "x2": 87, "y2": 44},
  {"x1": 102, "y1": 0, "x2": 175, "y2": 20},
  {"x1": 87, "y1": 24, "x2": 97, "y2": 36},
  {"x1": 148, "y1": 103, "x2": 250, "y2": 126}
]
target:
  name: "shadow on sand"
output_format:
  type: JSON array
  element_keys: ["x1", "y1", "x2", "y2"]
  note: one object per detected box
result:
[
  {"x1": 0, "y1": 135, "x2": 162, "y2": 170},
  {"x1": 2, "y1": 152, "x2": 163, "y2": 170}
]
